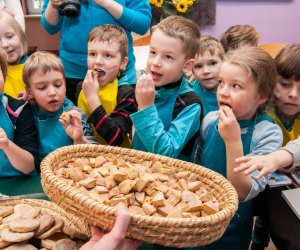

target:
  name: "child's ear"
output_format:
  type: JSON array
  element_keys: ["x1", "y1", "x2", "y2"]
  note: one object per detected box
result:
[
  {"x1": 25, "y1": 86, "x2": 33, "y2": 100},
  {"x1": 120, "y1": 57, "x2": 128, "y2": 71},
  {"x1": 257, "y1": 95, "x2": 266, "y2": 106},
  {"x1": 183, "y1": 59, "x2": 195, "y2": 74}
]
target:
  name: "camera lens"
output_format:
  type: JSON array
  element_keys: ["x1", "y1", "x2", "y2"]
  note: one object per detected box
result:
[{"x1": 61, "y1": 0, "x2": 80, "y2": 18}]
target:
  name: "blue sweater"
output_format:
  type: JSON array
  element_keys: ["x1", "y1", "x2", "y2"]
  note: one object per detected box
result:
[{"x1": 41, "y1": 0, "x2": 151, "y2": 83}]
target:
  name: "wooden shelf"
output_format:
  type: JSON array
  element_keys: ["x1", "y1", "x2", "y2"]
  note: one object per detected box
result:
[{"x1": 25, "y1": 14, "x2": 41, "y2": 18}]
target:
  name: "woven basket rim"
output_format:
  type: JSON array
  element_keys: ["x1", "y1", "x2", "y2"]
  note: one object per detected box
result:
[{"x1": 41, "y1": 144, "x2": 238, "y2": 226}]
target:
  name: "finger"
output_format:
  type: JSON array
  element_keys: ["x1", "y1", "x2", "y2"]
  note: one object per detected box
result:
[
  {"x1": 59, "y1": 119, "x2": 67, "y2": 129},
  {"x1": 235, "y1": 156, "x2": 251, "y2": 163},
  {"x1": 146, "y1": 73, "x2": 155, "y2": 89},
  {"x1": 110, "y1": 203, "x2": 130, "y2": 239},
  {"x1": 255, "y1": 169, "x2": 269, "y2": 180},
  {"x1": 218, "y1": 108, "x2": 227, "y2": 121}
]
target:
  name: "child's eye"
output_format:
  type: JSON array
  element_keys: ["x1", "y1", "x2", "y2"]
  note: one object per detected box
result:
[
  {"x1": 37, "y1": 86, "x2": 46, "y2": 90},
  {"x1": 88, "y1": 52, "x2": 96, "y2": 57},
  {"x1": 165, "y1": 55, "x2": 173, "y2": 60},
  {"x1": 209, "y1": 61, "x2": 217, "y2": 66},
  {"x1": 105, "y1": 53, "x2": 113, "y2": 58},
  {"x1": 233, "y1": 84, "x2": 241, "y2": 89},
  {"x1": 194, "y1": 64, "x2": 202, "y2": 69},
  {"x1": 280, "y1": 81, "x2": 290, "y2": 88}
]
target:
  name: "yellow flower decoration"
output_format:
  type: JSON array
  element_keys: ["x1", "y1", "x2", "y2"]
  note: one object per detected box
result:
[
  {"x1": 176, "y1": 0, "x2": 188, "y2": 13},
  {"x1": 155, "y1": 0, "x2": 164, "y2": 8}
]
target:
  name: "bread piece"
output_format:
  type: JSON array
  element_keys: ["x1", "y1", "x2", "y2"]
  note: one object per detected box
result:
[
  {"x1": 41, "y1": 232, "x2": 70, "y2": 249},
  {"x1": 62, "y1": 226, "x2": 89, "y2": 240},
  {"x1": 9, "y1": 218, "x2": 40, "y2": 233},
  {"x1": 59, "y1": 111, "x2": 70, "y2": 124},
  {"x1": 37, "y1": 217, "x2": 64, "y2": 239},
  {"x1": 5, "y1": 243, "x2": 38, "y2": 250},
  {"x1": 0, "y1": 206, "x2": 14, "y2": 218},
  {"x1": 53, "y1": 239, "x2": 77, "y2": 250},
  {"x1": 34, "y1": 214, "x2": 55, "y2": 237},
  {"x1": 142, "y1": 203, "x2": 156, "y2": 215},
  {"x1": 1, "y1": 228, "x2": 34, "y2": 242}
]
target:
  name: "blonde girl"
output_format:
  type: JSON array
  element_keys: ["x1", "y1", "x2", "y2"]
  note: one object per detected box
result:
[{"x1": 0, "y1": 11, "x2": 28, "y2": 98}]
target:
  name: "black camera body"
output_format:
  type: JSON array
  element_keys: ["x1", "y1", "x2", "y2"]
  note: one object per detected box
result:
[{"x1": 60, "y1": 0, "x2": 81, "y2": 18}]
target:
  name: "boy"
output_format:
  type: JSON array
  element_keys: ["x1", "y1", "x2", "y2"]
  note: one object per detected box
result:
[
  {"x1": 235, "y1": 44, "x2": 300, "y2": 250},
  {"x1": 220, "y1": 24, "x2": 259, "y2": 53},
  {"x1": 77, "y1": 24, "x2": 137, "y2": 148},
  {"x1": 0, "y1": 48, "x2": 37, "y2": 176},
  {"x1": 23, "y1": 51, "x2": 95, "y2": 165},
  {"x1": 130, "y1": 16, "x2": 202, "y2": 161},
  {"x1": 193, "y1": 47, "x2": 282, "y2": 250},
  {"x1": 190, "y1": 35, "x2": 225, "y2": 116}
]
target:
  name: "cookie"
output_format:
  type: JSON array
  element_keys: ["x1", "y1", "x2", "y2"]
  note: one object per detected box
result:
[
  {"x1": 37, "y1": 217, "x2": 64, "y2": 239},
  {"x1": 53, "y1": 239, "x2": 77, "y2": 250},
  {"x1": 60, "y1": 111, "x2": 71, "y2": 124},
  {"x1": 62, "y1": 225, "x2": 89, "y2": 240},
  {"x1": 0, "y1": 228, "x2": 34, "y2": 243},
  {"x1": 5, "y1": 243, "x2": 38, "y2": 250},
  {"x1": 9, "y1": 218, "x2": 40, "y2": 233},
  {"x1": 41, "y1": 232, "x2": 70, "y2": 249},
  {"x1": 0, "y1": 206, "x2": 14, "y2": 218},
  {"x1": 34, "y1": 214, "x2": 55, "y2": 237},
  {"x1": 14, "y1": 204, "x2": 40, "y2": 219}
]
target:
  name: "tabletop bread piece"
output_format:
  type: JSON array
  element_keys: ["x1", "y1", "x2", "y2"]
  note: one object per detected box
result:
[
  {"x1": 1, "y1": 228, "x2": 34, "y2": 242},
  {"x1": 0, "y1": 206, "x2": 14, "y2": 218},
  {"x1": 37, "y1": 217, "x2": 64, "y2": 240},
  {"x1": 5, "y1": 243, "x2": 38, "y2": 250},
  {"x1": 34, "y1": 214, "x2": 55, "y2": 237},
  {"x1": 9, "y1": 218, "x2": 40, "y2": 233},
  {"x1": 41, "y1": 232, "x2": 70, "y2": 249},
  {"x1": 14, "y1": 204, "x2": 40, "y2": 219},
  {"x1": 53, "y1": 239, "x2": 77, "y2": 250}
]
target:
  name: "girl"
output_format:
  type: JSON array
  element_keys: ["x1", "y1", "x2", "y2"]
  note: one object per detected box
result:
[
  {"x1": 0, "y1": 11, "x2": 28, "y2": 99},
  {"x1": 0, "y1": 48, "x2": 38, "y2": 177},
  {"x1": 191, "y1": 47, "x2": 282, "y2": 250}
]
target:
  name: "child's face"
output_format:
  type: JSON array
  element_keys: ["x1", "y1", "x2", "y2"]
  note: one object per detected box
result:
[
  {"x1": 274, "y1": 76, "x2": 300, "y2": 120},
  {"x1": 193, "y1": 51, "x2": 222, "y2": 91},
  {"x1": 0, "y1": 68, "x2": 4, "y2": 92},
  {"x1": 26, "y1": 70, "x2": 66, "y2": 112},
  {"x1": 87, "y1": 40, "x2": 127, "y2": 87},
  {"x1": 217, "y1": 62, "x2": 265, "y2": 120},
  {"x1": 147, "y1": 29, "x2": 193, "y2": 87},
  {"x1": 0, "y1": 22, "x2": 22, "y2": 65}
]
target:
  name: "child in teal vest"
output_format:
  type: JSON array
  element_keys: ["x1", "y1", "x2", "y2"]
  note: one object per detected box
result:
[
  {"x1": 22, "y1": 51, "x2": 96, "y2": 165},
  {"x1": 190, "y1": 35, "x2": 224, "y2": 116},
  {"x1": 0, "y1": 48, "x2": 37, "y2": 177},
  {"x1": 131, "y1": 16, "x2": 202, "y2": 161},
  {"x1": 190, "y1": 47, "x2": 283, "y2": 250}
]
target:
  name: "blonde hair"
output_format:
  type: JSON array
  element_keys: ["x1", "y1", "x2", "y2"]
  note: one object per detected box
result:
[
  {"x1": 196, "y1": 35, "x2": 225, "y2": 60},
  {"x1": 88, "y1": 24, "x2": 128, "y2": 59},
  {"x1": 0, "y1": 48, "x2": 7, "y2": 81},
  {"x1": 0, "y1": 11, "x2": 28, "y2": 59},
  {"x1": 23, "y1": 51, "x2": 64, "y2": 86},
  {"x1": 225, "y1": 47, "x2": 276, "y2": 109},
  {"x1": 275, "y1": 44, "x2": 300, "y2": 81},
  {"x1": 151, "y1": 16, "x2": 200, "y2": 59},
  {"x1": 220, "y1": 24, "x2": 259, "y2": 53}
]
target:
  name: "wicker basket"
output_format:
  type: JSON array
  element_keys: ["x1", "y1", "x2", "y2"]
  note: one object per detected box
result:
[
  {"x1": 41, "y1": 144, "x2": 238, "y2": 248},
  {"x1": 0, "y1": 198, "x2": 90, "y2": 236}
]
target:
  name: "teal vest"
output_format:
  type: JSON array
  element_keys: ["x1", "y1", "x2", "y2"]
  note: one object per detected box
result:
[
  {"x1": 34, "y1": 99, "x2": 74, "y2": 165},
  {"x1": 0, "y1": 94, "x2": 37, "y2": 177}
]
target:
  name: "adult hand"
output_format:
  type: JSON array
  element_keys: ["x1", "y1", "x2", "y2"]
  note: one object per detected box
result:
[
  {"x1": 135, "y1": 72, "x2": 155, "y2": 111},
  {"x1": 0, "y1": 128, "x2": 9, "y2": 150},
  {"x1": 234, "y1": 154, "x2": 280, "y2": 179},
  {"x1": 80, "y1": 203, "x2": 142, "y2": 250},
  {"x1": 218, "y1": 106, "x2": 241, "y2": 144}
]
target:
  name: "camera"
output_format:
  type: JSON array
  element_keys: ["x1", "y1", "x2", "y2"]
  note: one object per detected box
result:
[{"x1": 60, "y1": 0, "x2": 80, "y2": 18}]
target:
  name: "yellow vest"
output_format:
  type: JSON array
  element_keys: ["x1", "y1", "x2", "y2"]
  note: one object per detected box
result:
[
  {"x1": 268, "y1": 109, "x2": 300, "y2": 146},
  {"x1": 78, "y1": 78, "x2": 131, "y2": 148},
  {"x1": 4, "y1": 64, "x2": 25, "y2": 99}
]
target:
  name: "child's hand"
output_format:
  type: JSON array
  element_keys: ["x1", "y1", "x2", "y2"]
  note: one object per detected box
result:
[
  {"x1": 49, "y1": 0, "x2": 63, "y2": 9},
  {"x1": 59, "y1": 110, "x2": 85, "y2": 143},
  {"x1": 234, "y1": 155, "x2": 279, "y2": 179},
  {"x1": 83, "y1": 70, "x2": 100, "y2": 100},
  {"x1": 218, "y1": 106, "x2": 241, "y2": 144},
  {"x1": 135, "y1": 73, "x2": 155, "y2": 110},
  {"x1": 17, "y1": 91, "x2": 27, "y2": 101},
  {"x1": 0, "y1": 128, "x2": 9, "y2": 150}
]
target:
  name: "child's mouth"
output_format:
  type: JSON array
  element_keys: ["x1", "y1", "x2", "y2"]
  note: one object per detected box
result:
[
  {"x1": 94, "y1": 69, "x2": 106, "y2": 81},
  {"x1": 151, "y1": 71, "x2": 162, "y2": 81},
  {"x1": 219, "y1": 101, "x2": 231, "y2": 108}
]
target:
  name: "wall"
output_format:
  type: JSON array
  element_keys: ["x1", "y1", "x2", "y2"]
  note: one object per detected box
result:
[{"x1": 25, "y1": 0, "x2": 300, "y2": 51}]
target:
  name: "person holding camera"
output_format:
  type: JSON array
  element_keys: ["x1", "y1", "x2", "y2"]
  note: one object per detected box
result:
[{"x1": 41, "y1": 0, "x2": 151, "y2": 105}]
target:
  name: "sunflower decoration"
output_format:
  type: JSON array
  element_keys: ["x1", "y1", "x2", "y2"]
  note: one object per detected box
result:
[{"x1": 150, "y1": 0, "x2": 197, "y2": 16}]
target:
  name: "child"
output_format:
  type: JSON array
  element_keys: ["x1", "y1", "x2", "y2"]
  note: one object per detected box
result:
[
  {"x1": 0, "y1": 48, "x2": 38, "y2": 177},
  {"x1": 190, "y1": 35, "x2": 225, "y2": 116},
  {"x1": 235, "y1": 44, "x2": 300, "y2": 250},
  {"x1": 130, "y1": 16, "x2": 202, "y2": 161},
  {"x1": 193, "y1": 46, "x2": 282, "y2": 250},
  {"x1": 0, "y1": 11, "x2": 27, "y2": 99},
  {"x1": 220, "y1": 24, "x2": 259, "y2": 53},
  {"x1": 77, "y1": 24, "x2": 137, "y2": 148},
  {"x1": 22, "y1": 51, "x2": 96, "y2": 165}
]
